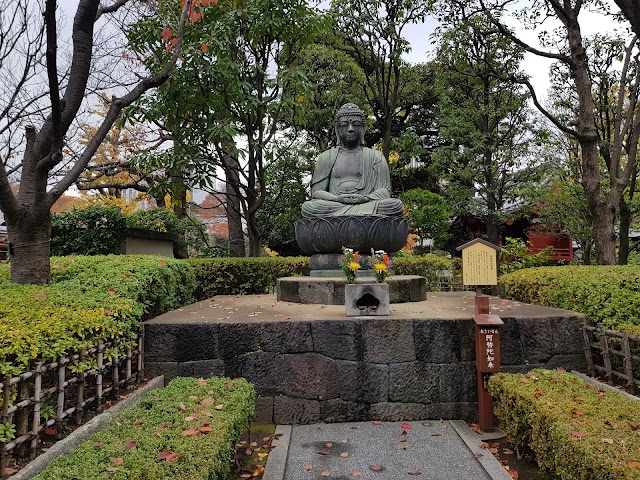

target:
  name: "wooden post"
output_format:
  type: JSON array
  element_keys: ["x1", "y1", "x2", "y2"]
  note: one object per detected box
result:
[
  {"x1": 112, "y1": 340, "x2": 120, "y2": 400},
  {"x1": 97, "y1": 343, "x2": 104, "y2": 413},
  {"x1": 621, "y1": 331, "x2": 635, "y2": 395},
  {"x1": 474, "y1": 314, "x2": 503, "y2": 432},
  {"x1": 1, "y1": 374, "x2": 12, "y2": 479},
  {"x1": 14, "y1": 376, "x2": 29, "y2": 458},
  {"x1": 31, "y1": 363, "x2": 42, "y2": 459},
  {"x1": 581, "y1": 324, "x2": 595, "y2": 377},
  {"x1": 75, "y1": 351, "x2": 85, "y2": 425},
  {"x1": 56, "y1": 357, "x2": 66, "y2": 440},
  {"x1": 598, "y1": 324, "x2": 614, "y2": 385}
]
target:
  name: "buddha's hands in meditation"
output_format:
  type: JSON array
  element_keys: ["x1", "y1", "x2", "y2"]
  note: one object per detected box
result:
[{"x1": 337, "y1": 193, "x2": 368, "y2": 204}]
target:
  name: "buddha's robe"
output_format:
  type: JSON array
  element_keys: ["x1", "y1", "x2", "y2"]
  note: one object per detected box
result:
[{"x1": 301, "y1": 147, "x2": 404, "y2": 217}]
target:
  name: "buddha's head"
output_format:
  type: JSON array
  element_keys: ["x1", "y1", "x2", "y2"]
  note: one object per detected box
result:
[{"x1": 335, "y1": 103, "x2": 366, "y2": 148}]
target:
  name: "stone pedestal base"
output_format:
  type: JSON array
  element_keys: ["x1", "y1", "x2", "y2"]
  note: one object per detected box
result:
[
  {"x1": 277, "y1": 275, "x2": 427, "y2": 305},
  {"x1": 345, "y1": 283, "x2": 390, "y2": 316}
]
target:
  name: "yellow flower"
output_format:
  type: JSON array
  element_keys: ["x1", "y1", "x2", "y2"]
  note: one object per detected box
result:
[
  {"x1": 348, "y1": 261, "x2": 361, "y2": 272},
  {"x1": 374, "y1": 263, "x2": 388, "y2": 273}
]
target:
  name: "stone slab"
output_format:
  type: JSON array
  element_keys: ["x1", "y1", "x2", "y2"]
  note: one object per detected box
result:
[
  {"x1": 283, "y1": 421, "x2": 494, "y2": 480},
  {"x1": 345, "y1": 282, "x2": 390, "y2": 316}
]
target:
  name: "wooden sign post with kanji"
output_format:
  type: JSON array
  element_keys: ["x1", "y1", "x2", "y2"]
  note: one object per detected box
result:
[{"x1": 457, "y1": 239, "x2": 503, "y2": 432}]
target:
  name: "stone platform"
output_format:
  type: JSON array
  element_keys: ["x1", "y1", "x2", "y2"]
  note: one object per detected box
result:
[
  {"x1": 143, "y1": 292, "x2": 587, "y2": 425},
  {"x1": 277, "y1": 275, "x2": 426, "y2": 305}
]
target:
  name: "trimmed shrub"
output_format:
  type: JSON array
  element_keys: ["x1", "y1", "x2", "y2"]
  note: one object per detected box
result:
[
  {"x1": 51, "y1": 206, "x2": 127, "y2": 256},
  {"x1": 489, "y1": 369, "x2": 640, "y2": 480},
  {"x1": 499, "y1": 266, "x2": 640, "y2": 328},
  {"x1": 34, "y1": 376, "x2": 255, "y2": 480},
  {"x1": 393, "y1": 254, "x2": 461, "y2": 291},
  {"x1": 189, "y1": 257, "x2": 309, "y2": 299},
  {"x1": 0, "y1": 256, "x2": 195, "y2": 374}
]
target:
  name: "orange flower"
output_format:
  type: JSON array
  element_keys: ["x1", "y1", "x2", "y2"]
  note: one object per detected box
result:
[{"x1": 353, "y1": 251, "x2": 359, "y2": 261}]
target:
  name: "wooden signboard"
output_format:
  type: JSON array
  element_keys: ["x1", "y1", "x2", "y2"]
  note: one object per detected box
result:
[{"x1": 456, "y1": 239, "x2": 500, "y2": 286}]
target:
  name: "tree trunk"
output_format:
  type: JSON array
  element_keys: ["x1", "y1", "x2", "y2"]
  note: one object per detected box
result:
[
  {"x1": 246, "y1": 213, "x2": 262, "y2": 257},
  {"x1": 618, "y1": 198, "x2": 631, "y2": 264},
  {"x1": 222, "y1": 152, "x2": 245, "y2": 257},
  {"x1": 7, "y1": 209, "x2": 52, "y2": 284},
  {"x1": 583, "y1": 240, "x2": 593, "y2": 265}
]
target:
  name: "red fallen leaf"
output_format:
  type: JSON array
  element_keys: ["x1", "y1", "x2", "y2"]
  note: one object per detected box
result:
[
  {"x1": 571, "y1": 431, "x2": 587, "y2": 438},
  {"x1": 479, "y1": 442, "x2": 489, "y2": 449},
  {"x1": 157, "y1": 423, "x2": 167, "y2": 429},
  {"x1": 489, "y1": 447, "x2": 499, "y2": 454},
  {"x1": 104, "y1": 309, "x2": 113, "y2": 316},
  {"x1": 371, "y1": 420, "x2": 382, "y2": 425},
  {"x1": 198, "y1": 378, "x2": 207, "y2": 386},
  {"x1": 161, "y1": 27, "x2": 173, "y2": 41},
  {"x1": 125, "y1": 440, "x2": 137, "y2": 450},
  {"x1": 182, "y1": 428, "x2": 199, "y2": 437},
  {"x1": 324, "y1": 442, "x2": 333, "y2": 448},
  {"x1": 199, "y1": 427, "x2": 213, "y2": 434},
  {"x1": 572, "y1": 409, "x2": 584, "y2": 416},
  {"x1": 224, "y1": 381, "x2": 234, "y2": 389},
  {"x1": 519, "y1": 377, "x2": 530, "y2": 384},
  {"x1": 109, "y1": 287, "x2": 115, "y2": 293},
  {"x1": 509, "y1": 470, "x2": 519, "y2": 479},
  {"x1": 408, "y1": 471, "x2": 422, "y2": 476},
  {"x1": 468, "y1": 423, "x2": 482, "y2": 434},
  {"x1": 156, "y1": 451, "x2": 181, "y2": 462},
  {"x1": 179, "y1": 402, "x2": 187, "y2": 411},
  {"x1": 304, "y1": 464, "x2": 313, "y2": 471},
  {"x1": 44, "y1": 427, "x2": 56, "y2": 436},
  {"x1": 489, "y1": 441, "x2": 500, "y2": 448},
  {"x1": 201, "y1": 44, "x2": 209, "y2": 52},
  {"x1": 557, "y1": 367, "x2": 566, "y2": 372},
  {"x1": 629, "y1": 423, "x2": 640, "y2": 430},
  {"x1": 317, "y1": 451, "x2": 329, "y2": 455},
  {"x1": 200, "y1": 420, "x2": 210, "y2": 426},
  {"x1": 159, "y1": 259, "x2": 166, "y2": 266},
  {"x1": 370, "y1": 464, "x2": 383, "y2": 471},
  {"x1": 110, "y1": 457, "x2": 124, "y2": 465},
  {"x1": 34, "y1": 293, "x2": 47, "y2": 299},
  {"x1": 401, "y1": 423, "x2": 413, "y2": 430}
]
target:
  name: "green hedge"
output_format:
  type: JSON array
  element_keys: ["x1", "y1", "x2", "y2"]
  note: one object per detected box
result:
[
  {"x1": 499, "y1": 266, "x2": 640, "y2": 328},
  {"x1": 393, "y1": 254, "x2": 461, "y2": 291},
  {"x1": 34, "y1": 376, "x2": 255, "y2": 480},
  {"x1": 489, "y1": 369, "x2": 640, "y2": 480},
  {"x1": 189, "y1": 257, "x2": 309, "y2": 299},
  {"x1": 0, "y1": 256, "x2": 195, "y2": 374}
]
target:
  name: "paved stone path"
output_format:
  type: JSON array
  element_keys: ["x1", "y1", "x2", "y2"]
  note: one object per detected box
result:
[{"x1": 264, "y1": 420, "x2": 512, "y2": 480}]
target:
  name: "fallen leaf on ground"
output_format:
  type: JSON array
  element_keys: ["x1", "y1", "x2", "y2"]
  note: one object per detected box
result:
[
  {"x1": 352, "y1": 471, "x2": 362, "y2": 477},
  {"x1": 156, "y1": 451, "x2": 181, "y2": 462},
  {"x1": 408, "y1": 470, "x2": 422, "y2": 476},
  {"x1": 132, "y1": 418, "x2": 143, "y2": 426},
  {"x1": 370, "y1": 464, "x2": 382, "y2": 471},
  {"x1": 401, "y1": 423, "x2": 413, "y2": 430},
  {"x1": 571, "y1": 431, "x2": 587, "y2": 438},
  {"x1": 324, "y1": 442, "x2": 333, "y2": 448},
  {"x1": 479, "y1": 442, "x2": 489, "y2": 449},
  {"x1": 602, "y1": 438, "x2": 614, "y2": 444},
  {"x1": 340, "y1": 452, "x2": 349, "y2": 458},
  {"x1": 317, "y1": 451, "x2": 329, "y2": 455},
  {"x1": 110, "y1": 457, "x2": 124, "y2": 465},
  {"x1": 626, "y1": 461, "x2": 640, "y2": 469},
  {"x1": 321, "y1": 471, "x2": 330, "y2": 477},
  {"x1": 304, "y1": 464, "x2": 313, "y2": 471},
  {"x1": 125, "y1": 440, "x2": 137, "y2": 450},
  {"x1": 340, "y1": 439, "x2": 348, "y2": 444},
  {"x1": 372, "y1": 420, "x2": 382, "y2": 425}
]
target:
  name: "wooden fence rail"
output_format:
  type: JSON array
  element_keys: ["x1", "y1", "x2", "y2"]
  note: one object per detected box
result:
[
  {"x1": 0, "y1": 334, "x2": 144, "y2": 479},
  {"x1": 581, "y1": 323, "x2": 640, "y2": 395}
]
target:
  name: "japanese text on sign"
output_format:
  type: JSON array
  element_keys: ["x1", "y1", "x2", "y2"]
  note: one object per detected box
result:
[
  {"x1": 476, "y1": 327, "x2": 500, "y2": 372},
  {"x1": 462, "y1": 243, "x2": 498, "y2": 286}
]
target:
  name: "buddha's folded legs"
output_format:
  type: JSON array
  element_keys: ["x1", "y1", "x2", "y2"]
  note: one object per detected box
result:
[{"x1": 301, "y1": 198, "x2": 404, "y2": 217}]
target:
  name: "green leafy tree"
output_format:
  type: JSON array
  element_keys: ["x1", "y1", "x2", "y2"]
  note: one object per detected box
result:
[
  {"x1": 432, "y1": 13, "x2": 543, "y2": 245},
  {"x1": 400, "y1": 188, "x2": 451, "y2": 251},
  {"x1": 329, "y1": 0, "x2": 431, "y2": 160},
  {"x1": 128, "y1": 0, "x2": 323, "y2": 257}
]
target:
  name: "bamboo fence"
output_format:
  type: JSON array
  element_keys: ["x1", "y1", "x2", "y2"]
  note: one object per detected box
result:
[
  {"x1": 0, "y1": 334, "x2": 143, "y2": 479},
  {"x1": 581, "y1": 323, "x2": 640, "y2": 395}
]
